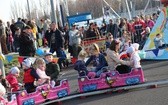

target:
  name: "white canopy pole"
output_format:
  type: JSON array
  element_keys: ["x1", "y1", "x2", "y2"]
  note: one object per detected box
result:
[
  {"x1": 125, "y1": 0, "x2": 132, "y2": 20},
  {"x1": 103, "y1": 0, "x2": 121, "y2": 18},
  {"x1": 143, "y1": 0, "x2": 151, "y2": 13}
]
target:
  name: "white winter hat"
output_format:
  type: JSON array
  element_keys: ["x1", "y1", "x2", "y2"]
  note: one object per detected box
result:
[
  {"x1": 22, "y1": 58, "x2": 32, "y2": 68},
  {"x1": 10, "y1": 67, "x2": 20, "y2": 74},
  {"x1": 131, "y1": 43, "x2": 139, "y2": 51},
  {"x1": 126, "y1": 46, "x2": 135, "y2": 54}
]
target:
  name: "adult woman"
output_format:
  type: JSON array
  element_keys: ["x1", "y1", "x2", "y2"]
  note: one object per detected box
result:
[{"x1": 106, "y1": 39, "x2": 132, "y2": 74}]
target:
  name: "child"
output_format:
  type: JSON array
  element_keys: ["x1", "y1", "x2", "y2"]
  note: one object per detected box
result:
[
  {"x1": 85, "y1": 43, "x2": 108, "y2": 77},
  {"x1": 44, "y1": 52, "x2": 60, "y2": 81},
  {"x1": 105, "y1": 33, "x2": 113, "y2": 49},
  {"x1": 131, "y1": 43, "x2": 140, "y2": 52},
  {"x1": 22, "y1": 58, "x2": 41, "y2": 93},
  {"x1": 58, "y1": 49, "x2": 69, "y2": 69},
  {"x1": 33, "y1": 58, "x2": 50, "y2": 85},
  {"x1": 74, "y1": 50, "x2": 96, "y2": 78},
  {"x1": 154, "y1": 33, "x2": 168, "y2": 49},
  {"x1": 6, "y1": 67, "x2": 20, "y2": 92},
  {"x1": 126, "y1": 46, "x2": 141, "y2": 69}
]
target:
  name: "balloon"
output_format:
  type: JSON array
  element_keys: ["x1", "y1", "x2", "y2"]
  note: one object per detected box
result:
[
  {"x1": 36, "y1": 48, "x2": 44, "y2": 56},
  {"x1": 139, "y1": 50, "x2": 146, "y2": 59}
]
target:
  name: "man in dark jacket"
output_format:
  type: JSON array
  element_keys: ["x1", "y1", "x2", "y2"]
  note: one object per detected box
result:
[
  {"x1": 19, "y1": 26, "x2": 35, "y2": 57},
  {"x1": 48, "y1": 22, "x2": 65, "y2": 69}
]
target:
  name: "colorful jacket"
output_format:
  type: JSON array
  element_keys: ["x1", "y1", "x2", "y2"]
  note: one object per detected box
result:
[
  {"x1": 23, "y1": 68, "x2": 40, "y2": 83},
  {"x1": 6, "y1": 73, "x2": 19, "y2": 92},
  {"x1": 85, "y1": 53, "x2": 108, "y2": 72}
]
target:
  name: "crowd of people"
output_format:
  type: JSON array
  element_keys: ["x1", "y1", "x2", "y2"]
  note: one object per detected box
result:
[
  {"x1": 0, "y1": 11, "x2": 163, "y2": 57},
  {"x1": 0, "y1": 8, "x2": 167, "y2": 98}
]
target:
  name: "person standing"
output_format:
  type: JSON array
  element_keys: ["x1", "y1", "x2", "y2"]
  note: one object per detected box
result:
[
  {"x1": 132, "y1": 16, "x2": 146, "y2": 43},
  {"x1": 19, "y1": 26, "x2": 36, "y2": 57},
  {"x1": 0, "y1": 20, "x2": 8, "y2": 54},
  {"x1": 14, "y1": 18, "x2": 25, "y2": 30},
  {"x1": 48, "y1": 22, "x2": 64, "y2": 69}
]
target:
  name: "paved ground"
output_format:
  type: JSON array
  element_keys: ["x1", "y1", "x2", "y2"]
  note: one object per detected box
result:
[{"x1": 54, "y1": 60, "x2": 168, "y2": 105}]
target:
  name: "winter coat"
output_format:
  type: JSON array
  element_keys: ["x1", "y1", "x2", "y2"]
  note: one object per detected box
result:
[
  {"x1": 19, "y1": 32, "x2": 35, "y2": 56},
  {"x1": 46, "y1": 62, "x2": 60, "y2": 80}
]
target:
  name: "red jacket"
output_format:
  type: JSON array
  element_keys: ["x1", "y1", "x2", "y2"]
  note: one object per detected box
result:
[
  {"x1": 6, "y1": 73, "x2": 19, "y2": 92},
  {"x1": 132, "y1": 20, "x2": 146, "y2": 33},
  {"x1": 23, "y1": 69, "x2": 35, "y2": 83}
]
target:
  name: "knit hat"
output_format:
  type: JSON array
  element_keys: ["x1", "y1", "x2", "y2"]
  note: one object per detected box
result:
[
  {"x1": 44, "y1": 52, "x2": 53, "y2": 56},
  {"x1": 22, "y1": 58, "x2": 32, "y2": 68},
  {"x1": 131, "y1": 43, "x2": 139, "y2": 51},
  {"x1": 126, "y1": 46, "x2": 135, "y2": 54},
  {"x1": 10, "y1": 67, "x2": 20, "y2": 74}
]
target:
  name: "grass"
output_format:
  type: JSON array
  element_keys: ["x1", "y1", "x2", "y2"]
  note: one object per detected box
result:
[
  {"x1": 4, "y1": 54, "x2": 20, "y2": 72},
  {"x1": 3, "y1": 54, "x2": 24, "y2": 82}
]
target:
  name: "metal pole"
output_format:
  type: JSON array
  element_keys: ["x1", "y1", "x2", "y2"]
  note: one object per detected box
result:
[
  {"x1": 125, "y1": 0, "x2": 132, "y2": 20},
  {"x1": 131, "y1": 0, "x2": 136, "y2": 18},
  {"x1": 101, "y1": 0, "x2": 104, "y2": 16},
  {"x1": 50, "y1": 0, "x2": 57, "y2": 23},
  {"x1": 56, "y1": 0, "x2": 63, "y2": 27},
  {"x1": 103, "y1": 0, "x2": 121, "y2": 18},
  {"x1": 63, "y1": 0, "x2": 69, "y2": 16},
  {"x1": 60, "y1": 5, "x2": 65, "y2": 27},
  {"x1": 143, "y1": 0, "x2": 151, "y2": 13},
  {"x1": 27, "y1": 0, "x2": 31, "y2": 20}
]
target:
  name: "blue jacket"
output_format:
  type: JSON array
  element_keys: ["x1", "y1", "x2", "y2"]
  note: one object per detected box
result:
[
  {"x1": 74, "y1": 60, "x2": 88, "y2": 76},
  {"x1": 85, "y1": 53, "x2": 108, "y2": 72}
]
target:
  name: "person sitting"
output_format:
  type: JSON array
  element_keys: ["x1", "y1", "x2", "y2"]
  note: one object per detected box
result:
[
  {"x1": 22, "y1": 58, "x2": 41, "y2": 93},
  {"x1": 44, "y1": 52, "x2": 60, "y2": 81},
  {"x1": 33, "y1": 58, "x2": 50, "y2": 85},
  {"x1": 105, "y1": 32, "x2": 113, "y2": 49},
  {"x1": 85, "y1": 43, "x2": 108, "y2": 77},
  {"x1": 126, "y1": 46, "x2": 141, "y2": 69},
  {"x1": 106, "y1": 39, "x2": 133, "y2": 74},
  {"x1": 74, "y1": 50, "x2": 96, "y2": 78},
  {"x1": 154, "y1": 33, "x2": 168, "y2": 49},
  {"x1": 6, "y1": 67, "x2": 20, "y2": 92}
]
